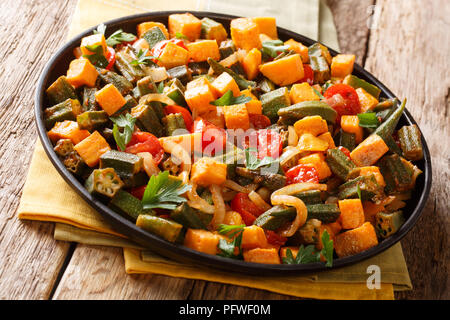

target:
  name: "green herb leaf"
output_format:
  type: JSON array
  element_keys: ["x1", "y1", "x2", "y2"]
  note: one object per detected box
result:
[
  {"x1": 210, "y1": 90, "x2": 252, "y2": 106},
  {"x1": 82, "y1": 44, "x2": 109, "y2": 68},
  {"x1": 141, "y1": 171, "x2": 192, "y2": 210},
  {"x1": 262, "y1": 40, "x2": 290, "y2": 58},
  {"x1": 281, "y1": 248, "x2": 297, "y2": 264},
  {"x1": 321, "y1": 230, "x2": 334, "y2": 267},
  {"x1": 157, "y1": 81, "x2": 165, "y2": 93},
  {"x1": 356, "y1": 184, "x2": 362, "y2": 200},
  {"x1": 106, "y1": 29, "x2": 137, "y2": 47},
  {"x1": 358, "y1": 112, "x2": 380, "y2": 128},
  {"x1": 130, "y1": 49, "x2": 159, "y2": 66},
  {"x1": 217, "y1": 224, "x2": 245, "y2": 259},
  {"x1": 175, "y1": 32, "x2": 188, "y2": 40},
  {"x1": 296, "y1": 245, "x2": 321, "y2": 264},
  {"x1": 218, "y1": 224, "x2": 245, "y2": 238},
  {"x1": 93, "y1": 23, "x2": 106, "y2": 35},
  {"x1": 312, "y1": 87, "x2": 325, "y2": 99},
  {"x1": 245, "y1": 148, "x2": 277, "y2": 170},
  {"x1": 110, "y1": 113, "x2": 136, "y2": 151}
]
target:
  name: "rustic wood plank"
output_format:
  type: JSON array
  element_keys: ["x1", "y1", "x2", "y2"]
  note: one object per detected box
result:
[
  {"x1": 363, "y1": 0, "x2": 449, "y2": 300},
  {"x1": 0, "y1": 0, "x2": 78, "y2": 299}
]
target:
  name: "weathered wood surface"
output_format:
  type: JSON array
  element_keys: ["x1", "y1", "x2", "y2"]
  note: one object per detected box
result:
[{"x1": 0, "y1": 0, "x2": 447, "y2": 300}]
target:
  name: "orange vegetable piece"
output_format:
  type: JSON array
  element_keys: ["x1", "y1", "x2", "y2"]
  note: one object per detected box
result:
[
  {"x1": 47, "y1": 120, "x2": 90, "y2": 145},
  {"x1": 341, "y1": 115, "x2": 364, "y2": 144},
  {"x1": 331, "y1": 54, "x2": 355, "y2": 78},
  {"x1": 284, "y1": 39, "x2": 309, "y2": 63},
  {"x1": 317, "y1": 132, "x2": 336, "y2": 149},
  {"x1": 298, "y1": 153, "x2": 332, "y2": 180},
  {"x1": 334, "y1": 222, "x2": 379, "y2": 258},
  {"x1": 362, "y1": 201, "x2": 385, "y2": 226},
  {"x1": 137, "y1": 21, "x2": 169, "y2": 38},
  {"x1": 95, "y1": 84, "x2": 126, "y2": 116},
  {"x1": 223, "y1": 211, "x2": 245, "y2": 226},
  {"x1": 158, "y1": 41, "x2": 190, "y2": 69},
  {"x1": 297, "y1": 133, "x2": 329, "y2": 152},
  {"x1": 358, "y1": 166, "x2": 386, "y2": 187},
  {"x1": 338, "y1": 199, "x2": 365, "y2": 230},
  {"x1": 241, "y1": 225, "x2": 268, "y2": 250},
  {"x1": 242, "y1": 48, "x2": 262, "y2": 80},
  {"x1": 223, "y1": 103, "x2": 250, "y2": 130},
  {"x1": 66, "y1": 58, "x2": 98, "y2": 88},
  {"x1": 280, "y1": 246, "x2": 299, "y2": 260},
  {"x1": 186, "y1": 40, "x2": 220, "y2": 62},
  {"x1": 326, "y1": 221, "x2": 342, "y2": 236},
  {"x1": 168, "y1": 13, "x2": 202, "y2": 41},
  {"x1": 80, "y1": 33, "x2": 107, "y2": 56},
  {"x1": 243, "y1": 248, "x2": 281, "y2": 264},
  {"x1": 191, "y1": 157, "x2": 227, "y2": 186},
  {"x1": 184, "y1": 229, "x2": 222, "y2": 255},
  {"x1": 185, "y1": 84, "x2": 217, "y2": 114},
  {"x1": 356, "y1": 87, "x2": 379, "y2": 112},
  {"x1": 350, "y1": 134, "x2": 389, "y2": 167},
  {"x1": 289, "y1": 83, "x2": 320, "y2": 104},
  {"x1": 240, "y1": 89, "x2": 262, "y2": 114},
  {"x1": 294, "y1": 115, "x2": 328, "y2": 137},
  {"x1": 73, "y1": 131, "x2": 111, "y2": 167},
  {"x1": 211, "y1": 72, "x2": 240, "y2": 97},
  {"x1": 316, "y1": 224, "x2": 337, "y2": 250},
  {"x1": 230, "y1": 18, "x2": 262, "y2": 51},
  {"x1": 252, "y1": 17, "x2": 278, "y2": 39},
  {"x1": 259, "y1": 54, "x2": 304, "y2": 86}
]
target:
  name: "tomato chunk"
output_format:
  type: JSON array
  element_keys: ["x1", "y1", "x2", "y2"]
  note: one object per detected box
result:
[
  {"x1": 164, "y1": 105, "x2": 193, "y2": 132},
  {"x1": 265, "y1": 230, "x2": 287, "y2": 246},
  {"x1": 324, "y1": 84, "x2": 361, "y2": 119},
  {"x1": 242, "y1": 129, "x2": 283, "y2": 160},
  {"x1": 249, "y1": 114, "x2": 271, "y2": 130},
  {"x1": 151, "y1": 39, "x2": 188, "y2": 60},
  {"x1": 231, "y1": 192, "x2": 265, "y2": 226},
  {"x1": 285, "y1": 164, "x2": 319, "y2": 185},
  {"x1": 105, "y1": 47, "x2": 116, "y2": 70},
  {"x1": 193, "y1": 118, "x2": 227, "y2": 156},
  {"x1": 125, "y1": 131, "x2": 164, "y2": 164},
  {"x1": 298, "y1": 64, "x2": 314, "y2": 85}
]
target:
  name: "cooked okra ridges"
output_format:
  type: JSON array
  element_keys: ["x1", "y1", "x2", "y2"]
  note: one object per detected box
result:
[{"x1": 44, "y1": 13, "x2": 423, "y2": 266}]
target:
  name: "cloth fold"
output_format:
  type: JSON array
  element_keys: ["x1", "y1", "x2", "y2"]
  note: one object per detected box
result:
[{"x1": 17, "y1": 0, "x2": 412, "y2": 300}]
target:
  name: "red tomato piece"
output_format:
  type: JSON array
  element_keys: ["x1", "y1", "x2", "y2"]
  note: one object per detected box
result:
[
  {"x1": 231, "y1": 192, "x2": 265, "y2": 226},
  {"x1": 164, "y1": 105, "x2": 193, "y2": 132},
  {"x1": 105, "y1": 47, "x2": 116, "y2": 70},
  {"x1": 125, "y1": 131, "x2": 164, "y2": 164},
  {"x1": 285, "y1": 164, "x2": 319, "y2": 185},
  {"x1": 241, "y1": 129, "x2": 283, "y2": 159},
  {"x1": 151, "y1": 39, "x2": 188, "y2": 59},
  {"x1": 265, "y1": 230, "x2": 287, "y2": 246},
  {"x1": 129, "y1": 185, "x2": 146, "y2": 200},
  {"x1": 338, "y1": 146, "x2": 351, "y2": 159},
  {"x1": 193, "y1": 118, "x2": 227, "y2": 156},
  {"x1": 298, "y1": 64, "x2": 314, "y2": 85},
  {"x1": 324, "y1": 84, "x2": 361, "y2": 118},
  {"x1": 249, "y1": 114, "x2": 271, "y2": 130}
]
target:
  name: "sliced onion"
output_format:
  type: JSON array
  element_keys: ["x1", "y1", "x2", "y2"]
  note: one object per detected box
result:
[
  {"x1": 288, "y1": 126, "x2": 299, "y2": 146},
  {"x1": 222, "y1": 179, "x2": 249, "y2": 193},
  {"x1": 137, "y1": 152, "x2": 160, "y2": 177},
  {"x1": 132, "y1": 38, "x2": 149, "y2": 52},
  {"x1": 279, "y1": 146, "x2": 301, "y2": 167},
  {"x1": 147, "y1": 67, "x2": 168, "y2": 83},
  {"x1": 160, "y1": 139, "x2": 191, "y2": 183},
  {"x1": 248, "y1": 190, "x2": 272, "y2": 212},
  {"x1": 139, "y1": 93, "x2": 175, "y2": 106},
  {"x1": 187, "y1": 182, "x2": 215, "y2": 214},
  {"x1": 210, "y1": 184, "x2": 226, "y2": 228},
  {"x1": 256, "y1": 187, "x2": 271, "y2": 203}
]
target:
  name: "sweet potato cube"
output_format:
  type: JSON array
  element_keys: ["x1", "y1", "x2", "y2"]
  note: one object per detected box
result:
[
  {"x1": 191, "y1": 157, "x2": 227, "y2": 186},
  {"x1": 280, "y1": 246, "x2": 300, "y2": 260},
  {"x1": 259, "y1": 54, "x2": 304, "y2": 86},
  {"x1": 338, "y1": 199, "x2": 365, "y2": 230},
  {"x1": 223, "y1": 211, "x2": 245, "y2": 226},
  {"x1": 289, "y1": 83, "x2": 320, "y2": 104},
  {"x1": 186, "y1": 76, "x2": 212, "y2": 91},
  {"x1": 47, "y1": 120, "x2": 90, "y2": 145},
  {"x1": 168, "y1": 13, "x2": 202, "y2": 41},
  {"x1": 341, "y1": 115, "x2": 364, "y2": 143},
  {"x1": 284, "y1": 39, "x2": 309, "y2": 63},
  {"x1": 184, "y1": 229, "x2": 222, "y2": 255},
  {"x1": 95, "y1": 84, "x2": 126, "y2": 116},
  {"x1": 158, "y1": 41, "x2": 190, "y2": 69},
  {"x1": 356, "y1": 87, "x2": 379, "y2": 112},
  {"x1": 66, "y1": 58, "x2": 98, "y2": 88},
  {"x1": 185, "y1": 84, "x2": 217, "y2": 114},
  {"x1": 294, "y1": 115, "x2": 328, "y2": 137},
  {"x1": 80, "y1": 33, "x2": 107, "y2": 56},
  {"x1": 240, "y1": 89, "x2": 262, "y2": 114},
  {"x1": 241, "y1": 225, "x2": 268, "y2": 250},
  {"x1": 243, "y1": 248, "x2": 280, "y2": 264},
  {"x1": 230, "y1": 18, "x2": 262, "y2": 51},
  {"x1": 297, "y1": 133, "x2": 329, "y2": 152},
  {"x1": 211, "y1": 72, "x2": 240, "y2": 98},
  {"x1": 223, "y1": 104, "x2": 250, "y2": 130},
  {"x1": 318, "y1": 132, "x2": 336, "y2": 149},
  {"x1": 331, "y1": 54, "x2": 355, "y2": 78},
  {"x1": 334, "y1": 222, "x2": 379, "y2": 258},
  {"x1": 74, "y1": 131, "x2": 111, "y2": 167},
  {"x1": 252, "y1": 17, "x2": 278, "y2": 39},
  {"x1": 298, "y1": 153, "x2": 332, "y2": 180},
  {"x1": 137, "y1": 21, "x2": 169, "y2": 38},
  {"x1": 363, "y1": 201, "x2": 385, "y2": 226},
  {"x1": 350, "y1": 134, "x2": 389, "y2": 167},
  {"x1": 357, "y1": 166, "x2": 386, "y2": 187},
  {"x1": 186, "y1": 40, "x2": 220, "y2": 62},
  {"x1": 316, "y1": 224, "x2": 337, "y2": 250},
  {"x1": 242, "y1": 48, "x2": 262, "y2": 80}
]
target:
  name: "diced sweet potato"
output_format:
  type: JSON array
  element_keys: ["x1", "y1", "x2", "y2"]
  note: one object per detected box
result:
[
  {"x1": 159, "y1": 132, "x2": 203, "y2": 155},
  {"x1": 186, "y1": 76, "x2": 213, "y2": 91},
  {"x1": 318, "y1": 132, "x2": 336, "y2": 149},
  {"x1": 185, "y1": 84, "x2": 217, "y2": 114},
  {"x1": 259, "y1": 54, "x2": 304, "y2": 86},
  {"x1": 47, "y1": 120, "x2": 90, "y2": 145},
  {"x1": 241, "y1": 225, "x2": 268, "y2": 250},
  {"x1": 242, "y1": 48, "x2": 262, "y2": 80},
  {"x1": 341, "y1": 115, "x2": 364, "y2": 143},
  {"x1": 297, "y1": 133, "x2": 329, "y2": 152},
  {"x1": 158, "y1": 41, "x2": 190, "y2": 69},
  {"x1": 230, "y1": 18, "x2": 262, "y2": 51},
  {"x1": 66, "y1": 58, "x2": 98, "y2": 88},
  {"x1": 316, "y1": 224, "x2": 337, "y2": 250},
  {"x1": 200, "y1": 107, "x2": 225, "y2": 129},
  {"x1": 73, "y1": 131, "x2": 111, "y2": 167},
  {"x1": 334, "y1": 222, "x2": 379, "y2": 258},
  {"x1": 356, "y1": 166, "x2": 386, "y2": 187},
  {"x1": 362, "y1": 201, "x2": 385, "y2": 226},
  {"x1": 279, "y1": 246, "x2": 299, "y2": 260},
  {"x1": 298, "y1": 153, "x2": 332, "y2": 180},
  {"x1": 184, "y1": 229, "x2": 222, "y2": 255},
  {"x1": 252, "y1": 17, "x2": 278, "y2": 39},
  {"x1": 223, "y1": 211, "x2": 245, "y2": 226},
  {"x1": 338, "y1": 199, "x2": 365, "y2": 230},
  {"x1": 240, "y1": 89, "x2": 262, "y2": 114},
  {"x1": 326, "y1": 221, "x2": 342, "y2": 236},
  {"x1": 95, "y1": 84, "x2": 126, "y2": 116},
  {"x1": 350, "y1": 134, "x2": 389, "y2": 167},
  {"x1": 186, "y1": 40, "x2": 220, "y2": 62},
  {"x1": 294, "y1": 115, "x2": 328, "y2": 137},
  {"x1": 80, "y1": 33, "x2": 107, "y2": 56},
  {"x1": 284, "y1": 39, "x2": 309, "y2": 63},
  {"x1": 137, "y1": 21, "x2": 169, "y2": 38},
  {"x1": 191, "y1": 157, "x2": 227, "y2": 186},
  {"x1": 168, "y1": 13, "x2": 202, "y2": 41},
  {"x1": 243, "y1": 248, "x2": 281, "y2": 264},
  {"x1": 290, "y1": 83, "x2": 320, "y2": 104},
  {"x1": 223, "y1": 103, "x2": 250, "y2": 130},
  {"x1": 356, "y1": 87, "x2": 379, "y2": 112},
  {"x1": 211, "y1": 72, "x2": 240, "y2": 97},
  {"x1": 331, "y1": 54, "x2": 355, "y2": 78}
]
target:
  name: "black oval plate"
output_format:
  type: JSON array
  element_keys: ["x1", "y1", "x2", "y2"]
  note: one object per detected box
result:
[{"x1": 35, "y1": 11, "x2": 432, "y2": 275}]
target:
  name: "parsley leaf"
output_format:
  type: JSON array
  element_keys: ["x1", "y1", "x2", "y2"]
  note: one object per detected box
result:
[
  {"x1": 245, "y1": 148, "x2": 277, "y2": 170},
  {"x1": 175, "y1": 32, "x2": 188, "y2": 40},
  {"x1": 356, "y1": 184, "x2": 362, "y2": 200},
  {"x1": 261, "y1": 40, "x2": 290, "y2": 58},
  {"x1": 321, "y1": 230, "x2": 334, "y2": 267},
  {"x1": 357, "y1": 112, "x2": 380, "y2": 128},
  {"x1": 312, "y1": 87, "x2": 325, "y2": 99},
  {"x1": 110, "y1": 113, "x2": 136, "y2": 151},
  {"x1": 82, "y1": 44, "x2": 109, "y2": 68},
  {"x1": 141, "y1": 171, "x2": 192, "y2": 210},
  {"x1": 210, "y1": 90, "x2": 252, "y2": 106},
  {"x1": 217, "y1": 224, "x2": 245, "y2": 259},
  {"x1": 106, "y1": 29, "x2": 137, "y2": 47},
  {"x1": 130, "y1": 49, "x2": 159, "y2": 66},
  {"x1": 157, "y1": 81, "x2": 165, "y2": 93}
]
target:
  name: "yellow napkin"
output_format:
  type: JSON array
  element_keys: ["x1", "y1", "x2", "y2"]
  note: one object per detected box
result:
[{"x1": 17, "y1": 0, "x2": 412, "y2": 300}]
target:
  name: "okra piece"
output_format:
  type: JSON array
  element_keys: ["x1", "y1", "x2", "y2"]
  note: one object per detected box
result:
[
  {"x1": 85, "y1": 168, "x2": 124, "y2": 199},
  {"x1": 289, "y1": 218, "x2": 322, "y2": 245},
  {"x1": 219, "y1": 39, "x2": 236, "y2": 60},
  {"x1": 45, "y1": 76, "x2": 78, "y2": 106},
  {"x1": 115, "y1": 47, "x2": 146, "y2": 83},
  {"x1": 378, "y1": 154, "x2": 413, "y2": 194},
  {"x1": 164, "y1": 78, "x2": 187, "y2": 107},
  {"x1": 254, "y1": 205, "x2": 297, "y2": 230},
  {"x1": 77, "y1": 110, "x2": 109, "y2": 132},
  {"x1": 235, "y1": 167, "x2": 286, "y2": 191},
  {"x1": 63, "y1": 151, "x2": 86, "y2": 176},
  {"x1": 122, "y1": 171, "x2": 149, "y2": 188},
  {"x1": 142, "y1": 26, "x2": 167, "y2": 49},
  {"x1": 188, "y1": 61, "x2": 210, "y2": 77},
  {"x1": 260, "y1": 87, "x2": 291, "y2": 123},
  {"x1": 256, "y1": 77, "x2": 276, "y2": 94},
  {"x1": 326, "y1": 148, "x2": 357, "y2": 180},
  {"x1": 136, "y1": 215, "x2": 183, "y2": 243},
  {"x1": 308, "y1": 43, "x2": 332, "y2": 65},
  {"x1": 99, "y1": 150, "x2": 143, "y2": 179},
  {"x1": 292, "y1": 190, "x2": 322, "y2": 204},
  {"x1": 166, "y1": 65, "x2": 192, "y2": 85},
  {"x1": 309, "y1": 56, "x2": 331, "y2": 84},
  {"x1": 200, "y1": 17, "x2": 227, "y2": 41},
  {"x1": 97, "y1": 68, "x2": 133, "y2": 96},
  {"x1": 109, "y1": 190, "x2": 154, "y2": 221},
  {"x1": 343, "y1": 75, "x2": 381, "y2": 99},
  {"x1": 207, "y1": 57, "x2": 256, "y2": 90},
  {"x1": 338, "y1": 174, "x2": 381, "y2": 200},
  {"x1": 339, "y1": 129, "x2": 356, "y2": 151},
  {"x1": 53, "y1": 139, "x2": 74, "y2": 158},
  {"x1": 375, "y1": 211, "x2": 405, "y2": 239},
  {"x1": 82, "y1": 87, "x2": 98, "y2": 111},
  {"x1": 373, "y1": 98, "x2": 398, "y2": 112},
  {"x1": 132, "y1": 75, "x2": 158, "y2": 99},
  {"x1": 278, "y1": 101, "x2": 337, "y2": 125},
  {"x1": 374, "y1": 98, "x2": 406, "y2": 142},
  {"x1": 397, "y1": 125, "x2": 423, "y2": 161},
  {"x1": 170, "y1": 202, "x2": 207, "y2": 229},
  {"x1": 130, "y1": 104, "x2": 164, "y2": 137},
  {"x1": 306, "y1": 204, "x2": 341, "y2": 223},
  {"x1": 384, "y1": 135, "x2": 403, "y2": 156},
  {"x1": 44, "y1": 98, "x2": 83, "y2": 129},
  {"x1": 163, "y1": 113, "x2": 187, "y2": 136}
]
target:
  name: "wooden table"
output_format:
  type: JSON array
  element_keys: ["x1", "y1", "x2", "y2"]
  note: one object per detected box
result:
[{"x1": 0, "y1": 0, "x2": 447, "y2": 300}]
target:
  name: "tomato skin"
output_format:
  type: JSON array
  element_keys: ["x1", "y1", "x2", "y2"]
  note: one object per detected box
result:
[
  {"x1": 285, "y1": 164, "x2": 320, "y2": 185},
  {"x1": 324, "y1": 84, "x2": 361, "y2": 118},
  {"x1": 125, "y1": 131, "x2": 164, "y2": 164},
  {"x1": 193, "y1": 118, "x2": 227, "y2": 156},
  {"x1": 105, "y1": 47, "x2": 116, "y2": 70},
  {"x1": 129, "y1": 185, "x2": 146, "y2": 200},
  {"x1": 164, "y1": 105, "x2": 193, "y2": 132},
  {"x1": 231, "y1": 192, "x2": 265, "y2": 226},
  {"x1": 338, "y1": 146, "x2": 351, "y2": 158},
  {"x1": 249, "y1": 114, "x2": 271, "y2": 130},
  {"x1": 150, "y1": 39, "x2": 188, "y2": 59},
  {"x1": 299, "y1": 64, "x2": 314, "y2": 85},
  {"x1": 242, "y1": 129, "x2": 283, "y2": 160},
  {"x1": 265, "y1": 230, "x2": 287, "y2": 246}
]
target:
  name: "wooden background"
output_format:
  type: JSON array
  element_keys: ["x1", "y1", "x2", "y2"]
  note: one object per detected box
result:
[{"x1": 0, "y1": 0, "x2": 448, "y2": 300}]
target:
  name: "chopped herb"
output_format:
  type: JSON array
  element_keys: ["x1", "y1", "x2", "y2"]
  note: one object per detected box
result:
[
  {"x1": 356, "y1": 184, "x2": 362, "y2": 200},
  {"x1": 141, "y1": 171, "x2": 192, "y2": 210},
  {"x1": 130, "y1": 49, "x2": 159, "y2": 66},
  {"x1": 312, "y1": 87, "x2": 325, "y2": 99},
  {"x1": 321, "y1": 230, "x2": 334, "y2": 267},
  {"x1": 82, "y1": 44, "x2": 109, "y2": 68},
  {"x1": 110, "y1": 113, "x2": 136, "y2": 151},
  {"x1": 106, "y1": 29, "x2": 137, "y2": 47},
  {"x1": 245, "y1": 148, "x2": 277, "y2": 170},
  {"x1": 358, "y1": 112, "x2": 380, "y2": 128},
  {"x1": 217, "y1": 224, "x2": 245, "y2": 259},
  {"x1": 157, "y1": 81, "x2": 165, "y2": 93},
  {"x1": 261, "y1": 40, "x2": 290, "y2": 58},
  {"x1": 210, "y1": 90, "x2": 252, "y2": 106},
  {"x1": 175, "y1": 32, "x2": 188, "y2": 40}
]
